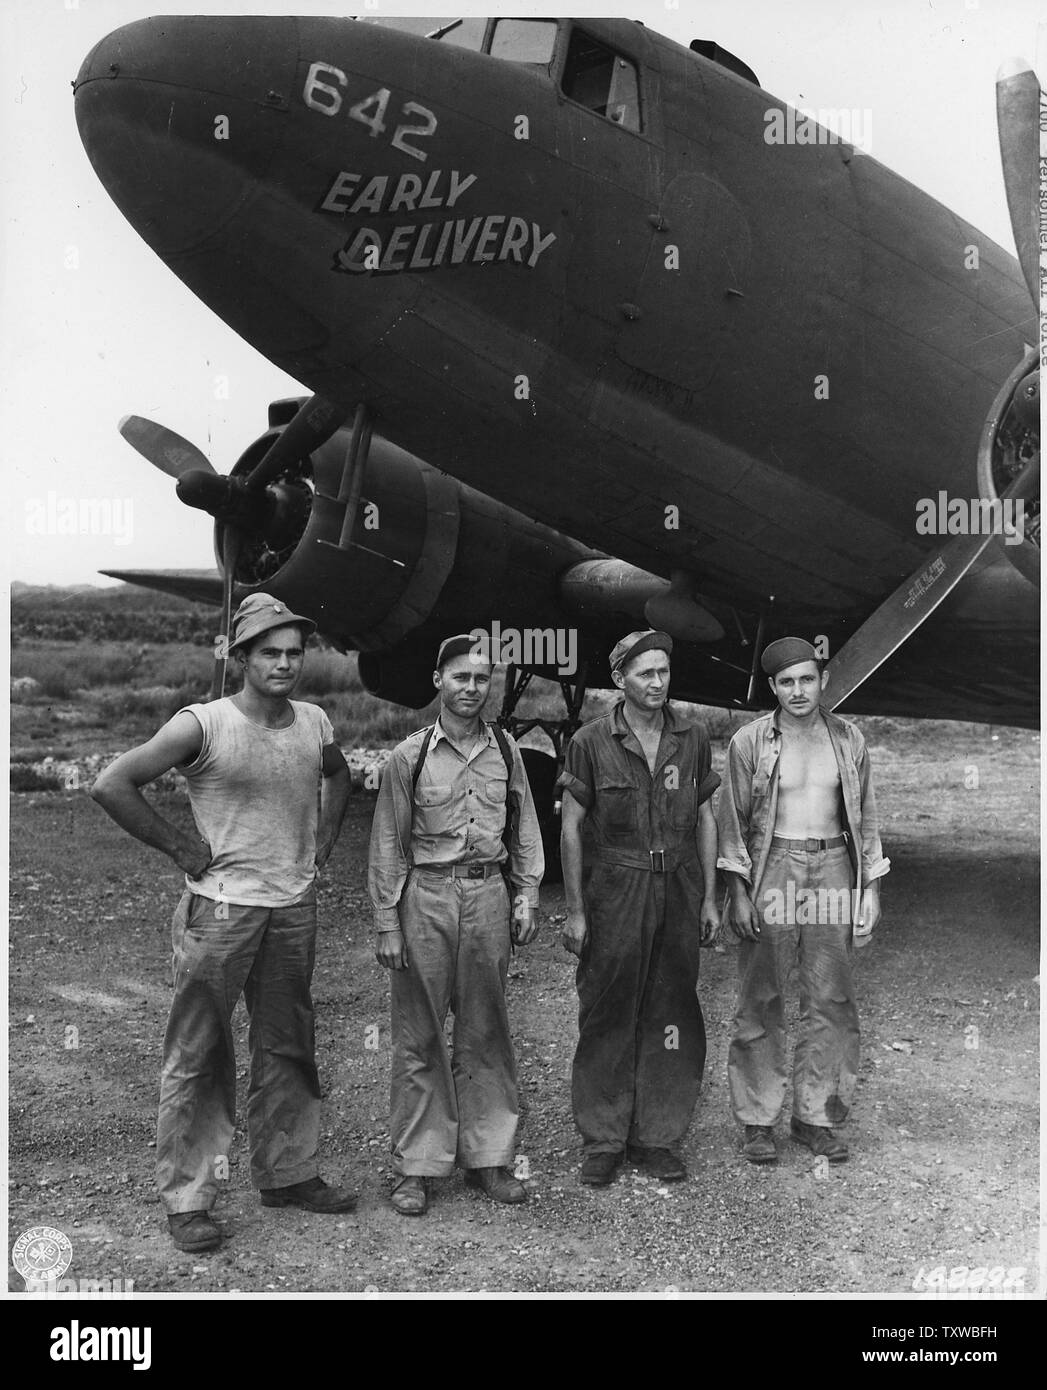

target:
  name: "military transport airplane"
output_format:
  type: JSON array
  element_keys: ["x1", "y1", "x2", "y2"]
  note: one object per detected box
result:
[{"x1": 73, "y1": 15, "x2": 1039, "y2": 766}]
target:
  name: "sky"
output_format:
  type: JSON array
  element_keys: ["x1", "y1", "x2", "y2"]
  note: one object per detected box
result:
[{"x1": 2, "y1": 0, "x2": 1043, "y2": 588}]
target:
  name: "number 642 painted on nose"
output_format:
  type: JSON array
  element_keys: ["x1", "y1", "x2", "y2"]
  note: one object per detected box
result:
[{"x1": 302, "y1": 63, "x2": 438, "y2": 163}]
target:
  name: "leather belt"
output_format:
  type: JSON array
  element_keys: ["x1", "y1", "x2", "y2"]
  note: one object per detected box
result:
[
  {"x1": 771, "y1": 834, "x2": 848, "y2": 852},
  {"x1": 414, "y1": 862, "x2": 502, "y2": 880}
]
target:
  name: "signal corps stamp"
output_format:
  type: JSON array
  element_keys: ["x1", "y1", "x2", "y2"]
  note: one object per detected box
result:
[{"x1": 11, "y1": 1226, "x2": 73, "y2": 1289}]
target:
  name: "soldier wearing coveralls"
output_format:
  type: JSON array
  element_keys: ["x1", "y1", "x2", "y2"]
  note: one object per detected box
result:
[
  {"x1": 368, "y1": 634, "x2": 544, "y2": 1215},
  {"x1": 717, "y1": 636, "x2": 890, "y2": 1166},
  {"x1": 559, "y1": 630, "x2": 721, "y2": 1186}
]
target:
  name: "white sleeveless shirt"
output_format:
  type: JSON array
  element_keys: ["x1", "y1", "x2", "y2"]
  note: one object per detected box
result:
[{"x1": 178, "y1": 698, "x2": 334, "y2": 906}]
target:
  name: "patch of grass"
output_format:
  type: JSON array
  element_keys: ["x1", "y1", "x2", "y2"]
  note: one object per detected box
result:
[
  {"x1": 94, "y1": 683, "x2": 206, "y2": 722},
  {"x1": 13, "y1": 641, "x2": 218, "y2": 695},
  {"x1": 295, "y1": 649, "x2": 364, "y2": 696}
]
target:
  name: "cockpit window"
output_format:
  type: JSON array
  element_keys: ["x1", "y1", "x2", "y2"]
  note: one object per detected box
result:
[
  {"x1": 428, "y1": 18, "x2": 487, "y2": 52},
  {"x1": 562, "y1": 29, "x2": 641, "y2": 132},
  {"x1": 489, "y1": 18, "x2": 558, "y2": 65}
]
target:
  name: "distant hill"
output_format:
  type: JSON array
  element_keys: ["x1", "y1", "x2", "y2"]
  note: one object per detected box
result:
[
  {"x1": 12, "y1": 582, "x2": 204, "y2": 613},
  {"x1": 12, "y1": 582, "x2": 213, "y2": 642}
]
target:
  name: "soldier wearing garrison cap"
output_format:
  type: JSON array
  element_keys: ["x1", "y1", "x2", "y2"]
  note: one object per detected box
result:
[
  {"x1": 92, "y1": 593, "x2": 355, "y2": 1252},
  {"x1": 558, "y1": 629, "x2": 721, "y2": 1187},
  {"x1": 717, "y1": 635, "x2": 890, "y2": 1166},
  {"x1": 368, "y1": 633, "x2": 544, "y2": 1215}
]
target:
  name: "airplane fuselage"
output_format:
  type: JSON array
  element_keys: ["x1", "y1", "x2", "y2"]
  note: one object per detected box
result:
[{"x1": 74, "y1": 16, "x2": 1039, "y2": 725}]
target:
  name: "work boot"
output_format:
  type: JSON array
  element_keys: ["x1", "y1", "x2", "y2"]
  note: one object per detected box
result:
[
  {"x1": 790, "y1": 1118, "x2": 849, "y2": 1163},
  {"x1": 464, "y1": 1166, "x2": 528, "y2": 1204},
  {"x1": 260, "y1": 1176, "x2": 358, "y2": 1212},
  {"x1": 742, "y1": 1125, "x2": 778, "y2": 1165},
  {"x1": 580, "y1": 1151, "x2": 623, "y2": 1186},
  {"x1": 627, "y1": 1144, "x2": 687, "y2": 1181},
  {"x1": 390, "y1": 1176, "x2": 428, "y2": 1216},
  {"x1": 167, "y1": 1211, "x2": 221, "y2": 1253}
]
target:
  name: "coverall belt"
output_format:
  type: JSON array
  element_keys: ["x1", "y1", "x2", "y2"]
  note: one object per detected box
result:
[
  {"x1": 770, "y1": 834, "x2": 848, "y2": 851},
  {"x1": 413, "y1": 862, "x2": 501, "y2": 880},
  {"x1": 592, "y1": 848, "x2": 698, "y2": 873}
]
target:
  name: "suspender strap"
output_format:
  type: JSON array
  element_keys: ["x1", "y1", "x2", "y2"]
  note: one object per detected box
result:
[{"x1": 411, "y1": 721, "x2": 516, "y2": 853}]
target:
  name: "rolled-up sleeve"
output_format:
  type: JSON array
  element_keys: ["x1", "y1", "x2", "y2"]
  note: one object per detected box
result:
[
  {"x1": 695, "y1": 730, "x2": 721, "y2": 805},
  {"x1": 367, "y1": 747, "x2": 415, "y2": 932},
  {"x1": 557, "y1": 733, "x2": 594, "y2": 810},
  {"x1": 855, "y1": 737, "x2": 891, "y2": 886},
  {"x1": 715, "y1": 731, "x2": 755, "y2": 883},
  {"x1": 508, "y1": 743, "x2": 544, "y2": 909}
]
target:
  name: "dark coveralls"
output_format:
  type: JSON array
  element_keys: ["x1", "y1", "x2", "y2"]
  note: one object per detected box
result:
[{"x1": 558, "y1": 702, "x2": 720, "y2": 1156}]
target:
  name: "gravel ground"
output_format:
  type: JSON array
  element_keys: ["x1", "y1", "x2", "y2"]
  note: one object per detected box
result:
[{"x1": 7, "y1": 720, "x2": 1039, "y2": 1295}]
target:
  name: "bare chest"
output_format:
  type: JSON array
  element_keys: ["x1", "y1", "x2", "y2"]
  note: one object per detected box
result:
[{"x1": 777, "y1": 728, "x2": 840, "y2": 796}]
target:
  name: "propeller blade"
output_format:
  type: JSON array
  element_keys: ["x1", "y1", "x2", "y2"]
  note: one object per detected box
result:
[
  {"x1": 825, "y1": 459, "x2": 1039, "y2": 711},
  {"x1": 245, "y1": 394, "x2": 348, "y2": 492},
  {"x1": 996, "y1": 58, "x2": 1040, "y2": 307},
  {"x1": 209, "y1": 528, "x2": 242, "y2": 702},
  {"x1": 118, "y1": 415, "x2": 216, "y2": 479}
]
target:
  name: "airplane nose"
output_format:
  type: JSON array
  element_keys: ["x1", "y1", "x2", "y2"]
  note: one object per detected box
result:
[{"x1": 74, "y1": 16, "x2": 298, "y2": 257}]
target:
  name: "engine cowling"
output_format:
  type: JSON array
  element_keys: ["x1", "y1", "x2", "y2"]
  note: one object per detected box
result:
[{"x1": 977, "y1": 347, "x2": 1039, "y2": 586}]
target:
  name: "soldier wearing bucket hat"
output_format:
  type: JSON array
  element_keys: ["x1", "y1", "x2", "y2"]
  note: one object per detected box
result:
[
  {"x1": 92, "y1": 593, "x2": 354, "y2": 1252},
  {"x1": 717, "y1": 635, "x2": 890, "y2": 1166},
  {"x1": 227, "y1": 593, "x2": 317, "y2": 651},
  {"x1": 557, "y1": 629, "x2": 721, "y2": 1187}
]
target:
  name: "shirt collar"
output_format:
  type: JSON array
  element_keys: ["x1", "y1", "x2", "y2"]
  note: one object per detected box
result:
[
  {"x1": 611, "y1": 699, "x2": 689, "y2": 739},
  {"x1": 766, "y1": 703, "x2": 833, "y2": 740},
  {"x1": 431, "y1": 716, "x2": 494, "y2": 749}
]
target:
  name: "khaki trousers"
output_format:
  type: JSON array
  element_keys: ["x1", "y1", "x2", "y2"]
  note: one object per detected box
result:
[
  {"x1": 390, "y1": 869, "x2": 517, "y2": 1176},
  {"x1": 728, "y1": 844, "x2": 859, "y2": 1127},
  {"x1": 157, "y1": 890, "x2": 321, "y2": 1214}
]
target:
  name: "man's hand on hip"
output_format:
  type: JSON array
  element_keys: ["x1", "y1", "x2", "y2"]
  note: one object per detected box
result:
[
  {"x1": 375, "y1": 928, "x2": 408, "y2": 970},
  {"x1": 172, "y1": 836, "x2": 211, "y2": 880}
]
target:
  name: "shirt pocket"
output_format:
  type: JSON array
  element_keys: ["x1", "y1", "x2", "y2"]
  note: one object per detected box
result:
[
  {"x1": 475, "y1": 775, "x2": 510, "y2": 832},
  {"x1": 595, "y1": 776, "x2": 638, "y2": 840},
  {"x1": 751, "y1": 759, "x2": 774, "y2": 813},
  {"x1": 416, "y1": 783, "x2": 454, "y2": 839},
  {"x1": 483, "y1": 778, "x2": 508, "y2": 804},
  {"x1": 417, "y1": 784, "x2": 453, "y2": 808},
  {"x1": 667, "y1": 777, "x2": 698, "y2": 830}
]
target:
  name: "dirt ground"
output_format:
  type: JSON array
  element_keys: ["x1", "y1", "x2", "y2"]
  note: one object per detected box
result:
[{"x1": 7, "y1": 716, "x2": 1040, "y2": 1296}]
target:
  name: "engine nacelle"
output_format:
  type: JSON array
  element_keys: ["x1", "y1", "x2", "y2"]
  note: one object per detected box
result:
[
  {"x1": 977, "y1": 347, "x2": 1040, "y2": 586},
  {"x1": 356, "y1": 648, "x2": 440, "y2": 710}
]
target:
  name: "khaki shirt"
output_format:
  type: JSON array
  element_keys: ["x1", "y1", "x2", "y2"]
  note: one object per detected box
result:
[
  {"x1": 716, "y1": 706, "x2": 891, "y2": 897},
  {"x1": 558, "y1": 701, "x2": 720, "y2": 869},
  {"x1": 368, "y1": 719, "x2": 544, "y2": 932}
]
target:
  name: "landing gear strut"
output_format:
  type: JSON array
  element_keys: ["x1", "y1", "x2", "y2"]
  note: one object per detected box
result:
[{"x1": 496, "y1": 660, "x2": 590, "y2": 883}]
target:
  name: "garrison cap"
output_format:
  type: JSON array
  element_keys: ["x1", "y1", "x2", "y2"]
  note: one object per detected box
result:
[
  {"x1": 609, "y1": 629, "x2": 673, "y2": 675},
  {"x1": 228, "y1": 593, "x2": 316, "y2": 652},
  {"x1": 760, "y1": 636, "x2": 819, "y2": 677},
  {"x1": 436, "y1": 632, "x2": 492, "y2": 668}
]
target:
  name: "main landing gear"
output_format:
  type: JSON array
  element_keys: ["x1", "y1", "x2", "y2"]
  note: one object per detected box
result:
[{"x1": 495, "y1": 660, "x2": 590, "y2": 883}]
